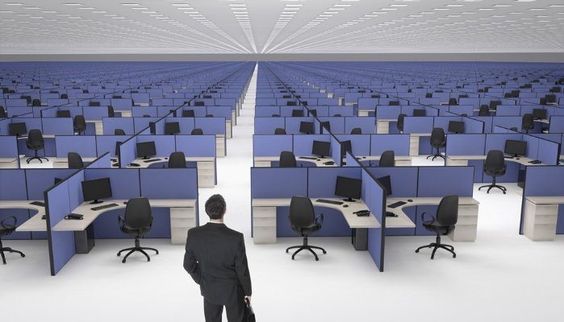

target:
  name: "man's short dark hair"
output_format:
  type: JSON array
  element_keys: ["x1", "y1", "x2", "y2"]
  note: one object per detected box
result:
[{"x1": 205, "y1": 194, "x2": 226, "y2": 220}]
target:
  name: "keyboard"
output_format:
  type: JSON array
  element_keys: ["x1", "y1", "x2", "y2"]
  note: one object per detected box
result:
[
  {"x1": 91, "y1": 203, "x2": 119, "y2": 211},
  {"x1": 529, "y1": 160, "x2": 542, "y2": 164},
  {"x1": 385, "y1": 211, "x2": 398, "y2": 217},
  {"x1": 316, "y1": 199, "x2": 344, "y2": 205},
  {"x1": 299, "y1": 156, "x2": 318, "y2": 160},
  {"x1": 129, "y1": 163, "x2": 140, "y2": 167},
  {"x1": 388, "y1": 201, "x2": 407, "y2": 209},
  {"x1": 143, "y1": 158, "x2": 161, "y2": 163},
  {"x1": 30, "y1": 201, "x2": 45, "y2": 207},
  {"x1": 323, "y1": 161, "x2": 335, "y2": 165}
]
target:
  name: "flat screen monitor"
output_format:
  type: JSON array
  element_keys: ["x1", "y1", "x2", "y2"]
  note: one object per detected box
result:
[
  {"x1": 413, "y1": 109, "x2": 426, "y2": 117},
  {"x1": 136, "y1": 141, "x2": 156, "y2": 159},
  {"x1": 291, "y1": 109, "x2": 304, "y2": 117},
  {"x1": 504, "y1": 140, "x2": 527, "y2": 157},
  {"x1": 81, "y1": 177, "x2": 112, "y2": 204},
  {"x1": 312, "y1": 140, "x2": 331, "y2": 158},
  {"x1": 335, "y1": 176, "x2": 362, "y2": 202},
  {"x1": 299, "y1": 121, "x2": 314, "y2": 134},
  {"x1": 532, "y1": 108, "x2": 547, "y2": 120},
  {"x1": 448, "y1": 121, "x2": 465, "y2": 134},
  {"x1": 164, "y1": 122, "x2": 180, "y2": 135},
  {"x1": 320, "y1": 121, "x2": 331, "y2": 133},
  {"x1": 9, "y1": 122, "x2": 27, "y2": 136},
  {"x1": 340, "y1": 140, "x2": 352, "y2": 159},
  {"x1": 56, "y1": 110, "x2": 71, "y2": 118},
  {"x1": 376, "y1": 175, "x2": 392, "y2": 196},
  {"x1": 308, "y1": 109, "x2": 317, "y2": 117},
  {"x1": 182, "y1": 109, "x2": 195, "y2": 117}
]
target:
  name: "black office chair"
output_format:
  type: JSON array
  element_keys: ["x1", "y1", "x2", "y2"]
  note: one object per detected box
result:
[
  {"x1": 448, "y1": 98, "x2": 458, "y2": 106},
  {"x1": 521, "y1": 113, "x2": 534, "y2": 133},
  {"x1": 479, "y1": 150, "x2": 507, "y2": 194},
  {"x1": 73, "y1": 115, "x2": 86, "y2": 135},
  {"x1": 350, "y1": 127, "x2": 362, "y2": 135},
  {"x1": 415, "y1": 195, "x2": 459, "y2": 260},
  {"x1": 117, "y1": 198, "x2": 158, "y2": 263},
  {"x1": 205, "y1": 114, "x2": 214, "y2": 118},
  {"x1": 26, "y1": 129, "x2": 49, "y2": 164},
  {"x1": 107, "y1": 105, "x2": 116, "y2": 118},
  {"x1": 182, "y1": 110, "x2": 195, "y2": 117},
  {"x1": 426, "y1": 128, "x2": 446, "y2": 161},
  {"x1": 168, "y1": 151, "x2": 186, "y2": 168},
  {"x1": 0, "y1": 106, "x2": 7, "y2": 118},
  {"x1": 67, "y1": 152, "x2": 85, "y2": 169},
  {"x1": 279, "y1": 151, "x2": 297, "y2": 168},
  {"x1": 56, "y1": 110, "x2": 71, "y2": 118},
  {"x1": 32, "y1": 99, "x2": 41, "y2": 107},
  {"x1": 60, "y1": 94, "x2": 68, "y2": 99},
  {"x1": 0, "y1": 216, "x2": 26, "y2": 264},
  {"x1": 379, "y1": 150, "x2": 395, "y2": 167},
  {"x1": 274, "y1": 128, "x2": 286, "y2": 135},
  {"x1": 286, "y1": 196, "x2": 326, "y2": 261},
  {"x1": 396, "y1": 113, "x2": 406, "y2": 133},
  {"x1": 114, "y1": 128, "x2": 126, "y2": 135},
  {"x1": 478, "y1": 105, "x2": 490, "y2": 116},
  {"x1": 191, "y1": 128, "x2": 203, "y2": 135}
]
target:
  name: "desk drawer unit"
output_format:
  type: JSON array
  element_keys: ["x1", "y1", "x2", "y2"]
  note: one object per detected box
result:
[
  {"x1": 448, "y1": 204, "x2": 479, "y2": 242},
  {"x1": 226, "y1": 120, "x2": 232, "y2": 139},
  {"x1": 197, "y1": 161, "x2": 215, "y2": 188},
  {"x1": 170, "y1": 207, "x2": 196, "y2": 245},
  {"x1": 446, "y1": 159, "x2": 469, "y2": 166},
  {"x1": 216, "y1": 135, "x2": 226, "y2": 157},
  {"x1": 252, "y1": 206, "x2": 276, "y2": 244},
  {"x1": 254, "y1": 160, "x2": 272, "y2": 168},
  {"x1": 409, "y1": 135, "x2": 419, "y2": 156},
  {"x1": 376, "y1": 120, "x2": 389, "y2": 134},
  {"x1": 523, "y1": 201, "x2": 558, "y2": 241}
]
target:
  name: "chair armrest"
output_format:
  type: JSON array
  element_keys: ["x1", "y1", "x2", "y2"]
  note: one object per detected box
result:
[
  {"x1": 316, "y1": 213, "x2": 324, "y2": 226},
  {"x1": 420, "y1": 212, "x2": 435, "y2": 224},
  {"x1": 1, "y1": 216, "x2": 17, "y2": 229}
]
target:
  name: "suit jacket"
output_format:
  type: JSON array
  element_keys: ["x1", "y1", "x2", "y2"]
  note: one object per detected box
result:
[{"x1": 184, "y1": 223, "x2": 252, "y2": 305}]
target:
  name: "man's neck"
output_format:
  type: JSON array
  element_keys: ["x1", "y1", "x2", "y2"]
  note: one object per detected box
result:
[{"x1": 209, "y1": 219, "x2": 224, "y2": 224}]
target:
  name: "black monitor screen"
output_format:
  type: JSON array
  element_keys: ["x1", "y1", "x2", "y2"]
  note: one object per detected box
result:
[
  {"x1": 81, "y1": 177, "x2": 112, "y2": 204},
  {"x1": 9, "y1": 122, "x2": 27, "y2": 136},
  {"x1": 376, "y1": 175, "x2": 392, "y2": 196},
  {"x1": 312, "y1": 140, "x2": 331, "y2": 158},
  {"x1": 532, "y1": 108, "x2": 547, "y2": 120},
  {"x1": 136, "y1": 141, "x2": 157, "y2": 159},
  {"x1": 320, "y1": 121, "x2": 331, "y2": 133},
  {"x1": 291, "y1": 109, "x2": 304, "y2": 117},
  {"x1": 299, "y1": 121, "x2": 314, "y2": 134},
  {"x1": 164, "y1": 122, "x2": 180, "y2": 135},
  {"x1": 335, "y1": 176, "x2": 362, "y2": 201},
  {"x1": 56, "y1": 110, "x2": 71, "y2": 118},
  {"x1": 504, "y1": 140, "x2": 527, "y2": 157},
  {"x1": 340, "y1": 140, "x2": 352, "y2": 159},
  {"x1": 182, "y1": 109, "x2": 195, "y2": 117},
  {"x1": 114, "y1": 141, "x2": 122, "y2": 157},
  {"x1": 448, "y1": 121, "x2": 465, "y2": 134},
  {"x1": 413, "y1": 109, "x2": 426, "y2": 117}
]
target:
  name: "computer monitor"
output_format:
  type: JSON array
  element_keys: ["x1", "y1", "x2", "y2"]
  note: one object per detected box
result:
[
  {"x1": 81, "y1": 177, "x2": 112, "y2": 204},
  {"x1": 312, "y1": 140, "x2": 331, "y2": 158},
  {"x1": 413, "y1": 109, "x2": 426, "y2": 117},
  {"x1": 164, "y1": 122, "x2": 180, "y2": 135},
  {"x1": 299, "y1": 121, "x2": 314, "y2": 134},
  {"x1": 376, "y1": 175, "x2": 392, "y2": 196},
  {"x1": 56, "y1": 110, "x2": 71, "y2": 118},
  {"x1": 182, "y1": 109, "x2": 195, "y2": 117},
  {"x1": 136, "y1": 141, "x2": 157, "y2": 159},
  {"x1": 532, "y1": 108, "x2": 547, "y2": 120},
  {"x1": 9, "y1": 122, "x2": 27, "y2": 137},
  {"x1": 320, "y1": 121, "x2": 331, "y2": 133},
  {"x1": 340, "y1": 140, "x2": 352, "y2": 160},
  {"x1": 292, "y1": 109, "x2": 304, "y2": 117},
  {"x1": 169, "y1": 109, "x2": 177, "y2": 117},
  {"x1": 504, "y1": 140, "x2": 527, "y2": 157},
  {"x1": 335, "y1": 176, "x2": 362, "y2": 202},
  {"x1": 448, "y1": 121, "x2": 465, "y2": 134},
  {"x1": 149, "y1": 122, "x2": 156, "y2": 135}
]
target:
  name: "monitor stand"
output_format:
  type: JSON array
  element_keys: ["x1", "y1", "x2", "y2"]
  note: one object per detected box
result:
[{"x1": 89, "y1": 199, "x2": 103, "y2": 205}]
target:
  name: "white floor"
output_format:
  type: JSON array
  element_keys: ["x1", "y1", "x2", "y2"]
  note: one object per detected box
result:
[{"x1": 3, "y1": 66, "x2": 564, "y2": 322}]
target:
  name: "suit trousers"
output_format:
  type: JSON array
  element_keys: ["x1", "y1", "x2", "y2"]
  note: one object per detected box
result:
[{"x1": 203, "y1": 296, "x2": 245, "y2": 322}]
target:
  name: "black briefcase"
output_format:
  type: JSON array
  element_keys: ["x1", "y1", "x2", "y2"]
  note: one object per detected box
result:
[{"x1": 244, "y1": 299, "x2": 255, "y2": 322}]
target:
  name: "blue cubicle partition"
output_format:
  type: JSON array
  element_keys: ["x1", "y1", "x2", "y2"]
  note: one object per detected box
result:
[
  {"x1": 255, "y1": 118, "x2": 285, "y2": 134},
  {"x1": 132, "y1": 107, "x2": 158, "y2": 118},
  {"x1": 253, "y1": 135, "x2": 293, "y2": 157},
  {"x1": 344, "y1": 117, "x2": 376, "y2": 134},
  {"x1": 134, "y1": 117, "x2": 160, "y2": 133},
  {"x1": 10, "y1": 118, "x2": 42, "y2": 133},
  {"x1": 118, "y1": 137, "x2": 137, "y2": 168},
  {"x1": 361, "y1": 170, "x2": 385, "y2": 272},
  {"x1": 445, "y1": 134, "x2": 486, "y2": 181},
  {"x1": 403, "y1": 116, "x2": 434, "y2": 134},
  {"x1": 370, "y1": 134, "x2": 410, "y2": 157},
  {"x1": 0, "y1": 119, "x2": 11, "y2": 135},
  {"x1": 96, "y1": 135, "x2": 125, "y2": 158},
  {"x1": 136, "y1": 135, "x2": 176, "y2": 158},
  {"x1": 83, "y1": 107, "x2": 109, "y2": 120},
  {"x1": 55, "y1": 136, "x2": 97, "y2": 158},
  {"x1": 164, "y1": 118, "x2": 196, "y2": 134},
  {"x1": 286, "y1": 117, "x2": 316, "y2": 134},
  {"x1": 0, "y1": 170, "x2": 32, "y2": 240},
  {"x1": 86, "y1": 152, "x2": 112, "y2": 169},
  {"x1": 336, "y1": 135, "x2": 371, "y2": 157},
  {"x1": 462, "y1": 117, "x2": 485, "y2": 133},
  {"x1": 194, "y1": 117, "x2": 226, "y2": 135},
  {"x1": 375, "y1": 106, "x2": 401, "y2": 120},
  {"x1": 41, "y1": 118, "x2": 74, "y2": 135},
  {"x1": 492, "y1": 117, "x2": 523, "y2": 132},
  {"x1": 549, "y1": 116, "x2": 564, "y2": 133},
  {"x1": 0, "y1": 136, "x2": 18, "y2": 160},
  {"x1": 521, "y1": 166, "x2": 564, "y2": 235},
  {"x1": 330, "y1": 135, "x2": 342, "y2": 166},
  {"x1": 317, "y1": 117, "x2": 345, "y2": 134},
  {"x1": 175, "y1": 135, "x2": 216, "y2": 157},
  {"x1": 293, "y1": 134, "x2": 330, "y2": 156},
  {"x1": 102, "y1": 118, "x2": 135, "y2": 135}
]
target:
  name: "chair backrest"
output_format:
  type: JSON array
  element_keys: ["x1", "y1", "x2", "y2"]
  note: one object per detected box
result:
[
  {"x1": 107, "y1": 105, "x2": 115, "y2": 117},
  {"x1": 0, "y1": 106, "x2": 7, "y2": 118},
  {"x1": 436, "y1": 195, "x2": 459, "y2": 227},
  {"x1": 67, "y1": 152, "x2": 84, "y2": 169},
  {"x1": 350, "y1": 127, "x2": 362, "y2": 135},
  {"x1": 274, "y1": 128, "x2": 286, "y2": 135},
  {"x1": 60, "y1": 94, "x2": 68, "y2": 99},
  {"x1": 123, "y1": 198, "x2": 153, "y2": 230},
  {"x1": 430, "y1": 128, "x2": 446, "y2": 146},
  {"x1": 397, "y1": 114, "x2": 406, "y2": 132},
  {"x1": 379, "y1": 150, "x2": 395, "y2": 167},
  {"x1": 57, "y1": 110, "x2": 71, "y2": 118},
  {"x1": 32, "y1": 99, "x2": 41, "y2": 107},
  {"x1": 114, "y1": 128, "x2": 126, "y2": 135},
  {"x1": 191, "y1": 128, "x2": 203, "y2": 135},
  {"x1": 0, "y1": 216, "x2": 17, "y2": 235},
  {"x1": 73, "y1": 115, "x2": 86, "y2": 131},
  {"x1": 484, "y1": 150, "x2": 506, "y2": 172},
  {"x1": 168, "y1": 151, "x2": 186, "y2": 168},
  {"x1": 522, "y1": 113, "x2": 534, "y2": 130},
  {"x1": 478, "y1": 106, "x2": 490, "y2": 116},
  {"x1": 279, "y1": 151, "x2": 297, "y2": 168},
  {"x1": 26, "y1": 129, "x2": 44, "y2": 149},
  {"x1": 182, "y1": 109, "x2": 195, "y2": 117},
  {"x1": 289, "y1": 196, "x2": 315, "y2": 230}
]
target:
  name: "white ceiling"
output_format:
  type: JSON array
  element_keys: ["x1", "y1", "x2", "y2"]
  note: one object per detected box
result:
[{"x1": 0, "y1": 0, "x2": 563, "y2": 54}]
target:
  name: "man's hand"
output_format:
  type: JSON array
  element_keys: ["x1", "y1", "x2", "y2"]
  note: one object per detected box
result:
[{"x1": 244, "y1": 296, "x2": 251, "y2": 304}]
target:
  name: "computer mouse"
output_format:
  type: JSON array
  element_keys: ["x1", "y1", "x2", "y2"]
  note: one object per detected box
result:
[
  {"x1": 516, "y1": 157, "x2": 520, "y2": 160},
  {"x1": 343, "y1": 204, "x2": 349, "y2": 208},
  {"x1": 407, "y1": 199, "x2": 413, "y2": 202},
  {"x1": 129, "y1": 163, "x2": 140, "y2": 167}
]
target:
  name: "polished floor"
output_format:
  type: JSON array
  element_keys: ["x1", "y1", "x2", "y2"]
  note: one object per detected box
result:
[{"x1": 3, "y1": 66, "x2": 564, "y2": 322}]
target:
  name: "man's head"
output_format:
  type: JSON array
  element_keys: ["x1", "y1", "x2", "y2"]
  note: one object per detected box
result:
[{"x1": 205, "y1": 194, "x2": 226, "y2": 220}]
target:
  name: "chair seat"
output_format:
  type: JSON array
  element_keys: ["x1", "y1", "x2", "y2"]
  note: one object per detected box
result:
[
  {"x1": 294, "y1": 223, "x2": 321, "y2": 235},
  {"x1": 120, "y1": 225, "x2": 149, "y2": 235},
  {"x1": 422, "y1": 220, "x2": 451, "y2": 233}
]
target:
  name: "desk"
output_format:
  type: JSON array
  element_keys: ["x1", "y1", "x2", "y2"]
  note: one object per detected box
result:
[
  {"x1": 216, "y1": 134, "x2": 226, "y2": 157},
  {"x1": 53, "y1": 199, "x2": 197, "y2": 245},
  {"x1": 376, "y1": 119, "x2": 395, "y2": 134},
  {"x1": 385, "y1": 197, "x2": 479, "y2": 241},
  {"x1": 409, "y1": 133, "x2": 431, "y2": 156},
  {"x1": 52, "y1": 157, "x2": 97, "y2": 168},
  {"x1": 522, "y1": 196, "x2": 564, "y2": 241},
  {"x1": 358, "y1": 109, "x2": 372, "y2": 117},
  {"x1": 0, "y1": 157, "x2": 18, "y2": 168},
  {"x1": 355, "y1": 155, "x2": 412, "y2": 166},
  {"x1": 0, "y1": 200, "x2": 47, "y2": 232},
  {"x1": 252, "y1": 198, "x2": 380, "y2": 245},
  {"x1": 446, "y1": 155, "x2": 542, "y2": 167},
  {"x1": 127, "y1": 156, "x2": 216, "y2": 187},
  {"x1": 253, "y1": 156, "x2": 337, "y2": 168}
]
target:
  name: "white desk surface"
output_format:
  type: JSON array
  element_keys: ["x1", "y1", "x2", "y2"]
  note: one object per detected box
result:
[
  {"x1": 52, "y1": 157, "x2": 97, "y2": 163},
  {"x1": 0, "y1": 157, "x2": 18, "y2": 163},
  {"x1": 53, "y1": 199, "x2": 196, "y2": 232},
  {"x1": 0, "y1": 200, "x2": 47, "y2": 232},
  {"x1": 377, "y1": 119, "x2": 396, "y2": 122},
  {"x1": 254, "y1": 155, "x2": 337, "y2": 167},
  {"x1": 410, "y1": 133, "x2": 432, "y2": 137},
  {"x1": 127, "y1": 156, "x2": 214, "y2": 168},
  {"x1": 252, "y1": 197, "x2": 380, "y2": 229},
  {"x1": 526, "y1": 196, "x2": 564, "y2": 205},
  {"x1": 447, "y1": 155, "x2": 542, "y2": 166},
  {"x1": 356, "y1": 155, "x2": 412, "y2": 162},
  {"x1": 385, "y1": 197, "x2": 479, "y2": 229}
]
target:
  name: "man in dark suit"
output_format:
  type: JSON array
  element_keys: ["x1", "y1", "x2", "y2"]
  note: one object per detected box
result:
[{"x1": 184, "y1": 194, "x2": 252, "y2": 322}]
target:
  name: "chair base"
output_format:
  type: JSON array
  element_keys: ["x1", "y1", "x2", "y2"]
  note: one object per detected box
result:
[
  {"x1": 426, "y1": 153, "x2": 445, "y2": 161},
  {"x1": 478, "y1": 183, "x2": 506, "y2": 194},
  {"x1": 1, "y1": 247, "x2": 26, "y2": 264},
  {"x1": 286, "y1": 236, "x2": 326, "y2": 261},
  {"x1": 117, "y1": 238, "x2": 158, "y2": 263},
  {"x1": 415, "y1": 235, "x2": 456, "y2": 260},
  {"x1": 26, "y1": 156, "x2": 49, "y2": 164}
]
